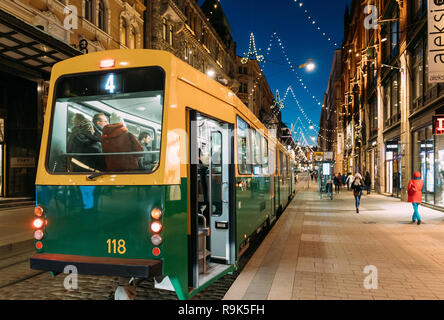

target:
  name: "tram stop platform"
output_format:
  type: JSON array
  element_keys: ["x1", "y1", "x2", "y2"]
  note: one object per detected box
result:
[{"x1": 223, "y1": 174, "x2": 444, "y2": 300}]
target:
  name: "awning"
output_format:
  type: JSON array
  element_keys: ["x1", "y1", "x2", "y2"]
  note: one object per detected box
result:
[{"x1": 0, "y1": 8, "x2": 81, "y2": 80}]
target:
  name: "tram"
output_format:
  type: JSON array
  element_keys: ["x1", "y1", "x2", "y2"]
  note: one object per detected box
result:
[{"x1": 30, "y1": 49, "x2": 295, "y2": 300}]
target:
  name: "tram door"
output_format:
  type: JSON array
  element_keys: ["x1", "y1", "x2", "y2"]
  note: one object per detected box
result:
[{"x1": 189, "y1": 111, "x2": 234, "y2": 288}]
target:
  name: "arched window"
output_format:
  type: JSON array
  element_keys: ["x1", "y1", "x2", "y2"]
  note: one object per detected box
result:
[
  {"x1": 98, "y1": 0, "x2": 106, "y2": 31},
  {"x1": 85, "y1": 0, "x2": 93, "y2": 22},
  {"x1": 169, "y1": 25, "x2": 173, "y2": 47},
  {"x1": 120, "y1": 18, "x2": 128, "y2": 46},
  {"x1": 130, "y1": 26, "x2": 136, "y2": 49},
  {"x1": 162, "y1": 18, "x2": 167, "y2": 41}
]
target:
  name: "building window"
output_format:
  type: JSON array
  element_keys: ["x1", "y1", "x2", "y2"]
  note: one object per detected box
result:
[
  {"x1": 85, "y1": 0, "x2": 93, "y2": 22},
  {"x1": 121, "y1": 18, "x2": 128, "y2": 47},
  {"x1": 97, "y1": 0, "x2": 106, "y2": 31},
  {"x1": 184, "y1": 41, "x2": 189, "y2": 60},
  {"x1": 243, "y1": 83, "x2": 247, "y2": 93},
  {"x1": 162, "y1": 18, "x2": 167, "y2": 41},
  {"x1": 169, "y1": 25, "x2": 173, "y2": 47},
  {"x1": 412, "y1": 0, "x2": 426, "y2": 20},
  {"x1": 130, "y1": 26, "x2": 136, "y2": 49},
  {"x1": 412, "y1": 40, "x2": 424, "y2": 102},
  {"x1": 390, "y1": 10, "x2": 400, "y2": 59}
]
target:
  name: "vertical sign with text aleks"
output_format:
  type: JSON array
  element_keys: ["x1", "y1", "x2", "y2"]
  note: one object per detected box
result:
[{"x1": 429, "y1": 0, "x2": 444, "y2": 83}]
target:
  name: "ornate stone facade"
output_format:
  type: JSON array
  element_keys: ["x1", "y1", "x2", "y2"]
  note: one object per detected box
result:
[{"x1": 145, "y1": 0, "x2": 238, "y2": 91}]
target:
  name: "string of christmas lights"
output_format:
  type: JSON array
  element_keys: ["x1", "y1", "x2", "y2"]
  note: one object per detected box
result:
[
  {"x1": 292, "y1": 0, "x2": 339, "y2": 48},
  {"x1": 241, "y1": 33, "x2": 265, "y2": 64},
  {"x1": 284, "y1": 85, "x2": 337, "y2": 135}
]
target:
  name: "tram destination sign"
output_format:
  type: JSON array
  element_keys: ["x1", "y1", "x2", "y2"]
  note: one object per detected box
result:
[{"x1": 428, "y1": 0, "x2": 444, "y2": 83}]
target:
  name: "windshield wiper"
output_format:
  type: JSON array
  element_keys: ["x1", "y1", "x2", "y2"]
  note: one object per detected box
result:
[{"x1": 87, "y1": 172, "x2": 108, "y2": 180}]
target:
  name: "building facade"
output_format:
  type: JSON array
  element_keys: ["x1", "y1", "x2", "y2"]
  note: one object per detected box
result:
[
  {"x1": 330, "y1": 0, "x2": 444, "y2": 209},
  {"x1": 0, "y1": 0, "x2": 144, "y2": 198},
  {"x1": 319, "y1": 49, "x2": 343, "y2": 174},
  {"x1": 145, "y1": 0, "x2": 238, "y2": 90}
]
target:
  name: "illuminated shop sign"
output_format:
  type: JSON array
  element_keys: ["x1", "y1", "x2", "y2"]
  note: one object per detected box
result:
[
  {"x1": 433, "y1": 115, "x2": 444, "y2": 135},
  {"x1": 386, "y1": 142, "x2": 398, "y2": 151}
]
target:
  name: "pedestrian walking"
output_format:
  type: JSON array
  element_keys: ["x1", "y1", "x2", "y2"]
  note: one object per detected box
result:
[
  {"x1": 364, "y1": 171, "x2": 371, "y2": 195},
  {"x1": 408, "y1": 171, "x2": 424, "y2": 225},
  {"x1": 346, "y1": 172, "x2": 353, "y2": 190},
  {"x1": 334, "y1": 173, "x2": 341, "y2": 194},
  {"x1": 351, "y1": 173, "x2": 364, "y2": 214}
]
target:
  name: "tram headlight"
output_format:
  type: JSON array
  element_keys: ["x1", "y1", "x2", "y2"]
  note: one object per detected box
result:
[
  {"x1": 34, "y1": 206, "x2": 44, "y2": 217},
  {"x1": 151, "y1": 207, "x2": 163, "y2": 220},
  {"x1": 34, "y1": 230, "x2": 44, "y2": 240},
  {"x1": 33, "y1": 218, "x2": 44, "y2": 229},
  {"x1": 150, "y1": 221, "x2": 162, "y2": 233},
  {"x1": 151, "y1": 234, "x2": 163, "y2": 246}
]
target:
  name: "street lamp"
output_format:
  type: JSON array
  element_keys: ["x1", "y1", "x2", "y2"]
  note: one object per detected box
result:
[{"x1": 299, "y1": 58, "x2": 316, "y2": 72}]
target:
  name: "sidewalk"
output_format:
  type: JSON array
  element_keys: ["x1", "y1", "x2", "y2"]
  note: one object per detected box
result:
[{"x1": 224, "y1": 176, "x2": 444, "y2": 300}]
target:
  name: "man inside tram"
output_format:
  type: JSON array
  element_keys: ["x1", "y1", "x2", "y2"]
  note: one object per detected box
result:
[
  {"x1": 92, "y1": 113, "x2": 109, "y2": 141},
  {"x1": 137, "y1": 132, "x2": 154, "y2": 170}
]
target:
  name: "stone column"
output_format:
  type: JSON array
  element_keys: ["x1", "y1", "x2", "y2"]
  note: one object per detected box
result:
[{"x1": 400, "y1": 51, "x2": 411, "y2": 202}]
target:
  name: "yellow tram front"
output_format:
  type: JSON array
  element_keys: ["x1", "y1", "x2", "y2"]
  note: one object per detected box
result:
[{"x1": 30, "y1": 50, "x2": 195, "y2": 298}]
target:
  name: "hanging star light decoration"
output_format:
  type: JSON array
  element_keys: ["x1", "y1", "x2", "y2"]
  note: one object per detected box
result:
[
  {"x1": 241, "y1": 33, "x2": 265, "y2": 64},
  {"x1": 271, "y1": 89, "x2": 285, "y2": 111}
]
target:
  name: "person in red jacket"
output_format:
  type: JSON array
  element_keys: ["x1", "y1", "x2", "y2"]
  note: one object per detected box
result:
[
  {"x1": 408, "y1": 171, "x2": 424, "y2": 225},
  {"x1": 102, "y1": 113, "x2": 143, "y2": 171}
]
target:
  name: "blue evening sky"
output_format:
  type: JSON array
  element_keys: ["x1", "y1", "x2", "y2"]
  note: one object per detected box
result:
[{"x1": 200, "y1": 0, "x2": 352, "y2": 145}]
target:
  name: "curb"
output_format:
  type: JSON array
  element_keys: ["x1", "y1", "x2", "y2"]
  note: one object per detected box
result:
[{"x1": 0, "y1": 239, "x2": 34, "y2": 258}]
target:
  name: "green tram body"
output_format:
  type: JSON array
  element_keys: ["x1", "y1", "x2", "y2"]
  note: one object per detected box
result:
[{"x1": 31, "y1": 50, "x2": 295, "y2": 300}]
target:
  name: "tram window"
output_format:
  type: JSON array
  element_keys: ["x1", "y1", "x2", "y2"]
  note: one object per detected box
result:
[
  {"x1": 47, "y1": 67, "x2": 164, "y2": 174},
  {"x1": 236, "y1": 116, "x2": 252, "y2": 175},
  {"x1": 262, "y1": 137, "x2": 268, "y2": 175},
  {"x1": 252, "y1": 130, "x2": 261, "y2": 175}
]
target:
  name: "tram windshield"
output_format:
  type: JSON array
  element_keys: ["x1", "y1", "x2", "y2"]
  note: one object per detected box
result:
[{"x1": 47, "y1": 67, "x2": 165, "y2": 174}]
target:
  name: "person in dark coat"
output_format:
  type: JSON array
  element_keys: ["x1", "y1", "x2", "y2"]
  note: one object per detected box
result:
[
  {"x1": 351, "y1": 173, "x2": 364, "y2": 214},
  {"x1": 102, "y1": 113, "x2": 143, "y2": 171},
  {"x1": 408, "y1": 172, "x2": 424, "y2": 225},
  {"x1": 364, "y1": 171, "x2": 371, "y2": 195},
  {"x1": 67, "y1": 113, "x2": 104, "y2": 172},
  {"x1": 333, "y1": 174, "x2": 340, "y2": 194}
]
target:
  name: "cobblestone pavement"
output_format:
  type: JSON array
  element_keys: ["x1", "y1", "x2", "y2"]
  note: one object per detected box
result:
[{"x1": 0, "y1": 224, "x2": 266, "y2": 300}]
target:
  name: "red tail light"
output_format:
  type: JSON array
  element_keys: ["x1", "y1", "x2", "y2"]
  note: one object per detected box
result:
[
  {"x1": 152, "y1": 247, "x2": 161, "y2": 256},
  {"x1": 150, "y1": 221, "x2": 162, "y2": 233},
  {"x1": 33, "y1": 218, "x2": 44, "y2": 229},
  {"x1": 35, "y1": 241, "x2": 43, "y2": 250}
]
